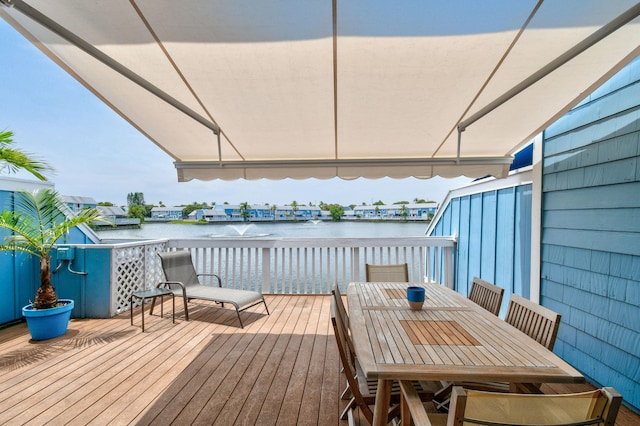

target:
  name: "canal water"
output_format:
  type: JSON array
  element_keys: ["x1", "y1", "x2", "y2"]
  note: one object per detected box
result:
[{"x1": 95, "y1": 220, "x2": 430, "y2": 240}]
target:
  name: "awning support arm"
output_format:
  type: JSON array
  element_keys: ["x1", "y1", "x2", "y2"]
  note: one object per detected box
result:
[
  {"x1": 217, "y1": 131, "x2": 222, "y2": 167},
  {"x1": 0, "y1": 0, "x2": 220, "y2": 135},
  {"x1": 457, "y1": 2, "x2": 640, "y2": 133}
]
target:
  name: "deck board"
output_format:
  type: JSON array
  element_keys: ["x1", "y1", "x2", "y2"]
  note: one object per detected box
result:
[{"x1": 0, "y1": 295, "x2": 636, "y2": 425}]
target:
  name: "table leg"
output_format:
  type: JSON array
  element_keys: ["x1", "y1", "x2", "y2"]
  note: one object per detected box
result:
[
  {"x1": 140, "y1": 298, "x2": 145, "y2": 332},
  {"x1": 372, "y1": 379, "x2": 392, "y2": 426}
]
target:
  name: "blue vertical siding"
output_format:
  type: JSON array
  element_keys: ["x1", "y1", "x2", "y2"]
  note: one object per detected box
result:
[
  {"x1": 542, "y1": 56, "x2": 640, "y2": 411},
  {"x1": 429, "y1": 183, "x2": 532, "y2": 318},
  {"x1": 480, "y1": 191, "x2": 497, "y2": 283}
]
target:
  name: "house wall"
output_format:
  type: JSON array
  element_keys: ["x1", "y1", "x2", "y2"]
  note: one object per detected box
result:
[
  {"x1": 428, "y1": 176, "x2": 532, "y2": 317},
  {"x1": 541, "y1": 57, "x2": 640, "y2": 411}
]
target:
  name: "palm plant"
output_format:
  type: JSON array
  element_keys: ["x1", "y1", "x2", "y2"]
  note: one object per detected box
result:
[
  {"x1": 239, "y1": 201, "x2": 250, "y2": 221},
  {"x1": 0, "y1": 189, "x2": 106, "y2": 309},
  {"x1": 0, "y1": 130, "x2": 53, "y2": 180}
]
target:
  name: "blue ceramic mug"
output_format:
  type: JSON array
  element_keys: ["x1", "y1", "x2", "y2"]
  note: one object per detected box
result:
[{"x1": 407, "y1": 286, "x2": 425, "y2": 310}]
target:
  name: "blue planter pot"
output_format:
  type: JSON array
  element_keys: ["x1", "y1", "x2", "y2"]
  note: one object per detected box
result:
[{"x1": 22, "y1": 299, "x2": 74, "y2": 341}]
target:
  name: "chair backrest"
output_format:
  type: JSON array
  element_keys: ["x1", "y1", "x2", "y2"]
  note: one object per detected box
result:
[
  {"x1": 331, "y1": 284, "x2": 350, "y2": 332},
  {"x1": 330, "y1": 299, "x2": 374, "y2": 424},
  {"x1": 468, "y1": 277, "x2": 504, "y2": 316},
  {"x1": 505, "y1": 294, "x2": 561, "y2": 350},
  {"x1": 365, "y1": 263, "x2": 409, "y2": 282},
  {"x1": 331, "y1": 284, "x2": 357, "y2": 363},
  {"x1": 449, "y1": 386, "x2": 622, "y2": 426},
  {"x1": 158, "y1": 251, "x2": 200, "y2": 287}
]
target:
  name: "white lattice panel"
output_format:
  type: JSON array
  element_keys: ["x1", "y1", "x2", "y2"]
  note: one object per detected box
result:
[{"x1": 111, "y1": 241, "x2": 168, "y2": 314}]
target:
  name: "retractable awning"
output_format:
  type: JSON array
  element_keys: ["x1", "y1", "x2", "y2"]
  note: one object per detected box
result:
[{"x1": 2, "y1": 0, "x2": 640, "y2": 181}]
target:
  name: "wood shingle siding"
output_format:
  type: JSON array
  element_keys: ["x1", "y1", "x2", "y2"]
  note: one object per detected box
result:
[{"x1": 542, "y1": 55, "x2": 640, "y2": 412}]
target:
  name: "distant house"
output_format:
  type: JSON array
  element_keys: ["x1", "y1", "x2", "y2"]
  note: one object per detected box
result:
[
  {"x1": 293, "y1": 205, "x2": 322, "y2": 220},
  {"x1": 63, "y1": 195, "x2": 97, "y2": 213},
  {"x1": 96, "y1": 205, "x2": 140, "y2": 228},
  {"x1": 215, "y1": 204, "x2": 243, "y2": 221},
  {"x1": 274, "y1": 206, "x2": 294, "y2": 221},
  {"x1": 150, "y1": 206, "x2": 184, "y2": 221},
  {"x1": 247, "y1": 204, "x2": 273, "y2": 221},
  {"x1": 190, "y1": 208, "x2": 230, "y2": 222},
  {"x1": 352, "y1": 203, "x2": 438, "y2": 220}
]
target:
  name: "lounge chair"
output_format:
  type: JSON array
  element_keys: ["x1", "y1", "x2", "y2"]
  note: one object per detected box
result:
[{"x1": 157, "y1": 250, "x2": 269, "y2": 328}]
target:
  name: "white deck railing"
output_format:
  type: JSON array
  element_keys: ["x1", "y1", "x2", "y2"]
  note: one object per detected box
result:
[{"x1": 110, "y1": 236, "x2": 455, "y2": 314}]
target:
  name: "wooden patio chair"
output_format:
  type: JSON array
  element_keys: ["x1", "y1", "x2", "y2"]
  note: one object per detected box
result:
[
  {"x1": 156, "y1": 250, "x2": 269, "y2": 328},
  {"x1": 365, "y1": 263, "x2": 409, "y2": 282},
  {"x1": 434, "y1": 292, "x2": 562, "y2": 408},
  {"x1": 506, "y1": 293, "x2": 561, "y2": 351},
  {"x1": 400, "y1": 382, "x2": 622, "y2": 426},
  {"x1": 468, "y1": 277, "x2": 504, "y2": 316},
  {"x1": 332, "y1": 284, "x2": 355, "y2": 364},
  {"x1": 331, "y1": 298, "x2": 398, "y2": 424},
  {"x1": 330, "y1": 293, "x2": 438, "y2": 424}
]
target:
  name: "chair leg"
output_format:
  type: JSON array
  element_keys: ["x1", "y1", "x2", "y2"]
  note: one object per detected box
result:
[
  {"x1": 236, "y1": 308, "x2": 244, "y2": 328},
  {"x1": 341, "y1": 398, "x2": 356, "y2": 420},
  {"x1": 180, "y1": 289, "x2": 189, "y2": 321},
  {"x1": 346, "y1": 407, "x2": 356, "y2": 426}
]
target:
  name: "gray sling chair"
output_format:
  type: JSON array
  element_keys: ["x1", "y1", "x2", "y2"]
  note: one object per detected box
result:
[{"x1": 155, "y1": 250, "x2": 269, "y2": 328}]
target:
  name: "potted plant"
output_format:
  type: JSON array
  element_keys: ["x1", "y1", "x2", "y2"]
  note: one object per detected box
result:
[
  {"x1": 0, "y1": 188, "x2": 107, "y2": 340},
  {"x1": 1, "y1": 129, "x2": 107, "y2": 340}
]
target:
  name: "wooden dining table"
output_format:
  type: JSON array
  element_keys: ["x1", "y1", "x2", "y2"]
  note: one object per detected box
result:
[{"x1": 347, "y1": 282, "x2": 585, "y2": 426}]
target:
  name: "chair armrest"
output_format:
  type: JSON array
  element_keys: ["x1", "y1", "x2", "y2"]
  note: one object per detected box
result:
[
  {"x1": 157, "y1": 281, "x2": 187, "y2": 297},
  {"x1": 157, "y1": 281, "x2": 184, "y2": 289},
  {"x1": 399, "y1": 381, "x2": 434, "y2": 426},
  {"x1": 197, "y1": 273, "x2": 222, "y2": 287}
]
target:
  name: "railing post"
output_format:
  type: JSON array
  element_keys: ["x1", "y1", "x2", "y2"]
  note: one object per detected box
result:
[
  {"x1": 352, "y1": 247, "x2": 360, "y2": 282},
  {"x1": 261, "y1": 247, "x2": 270, "y2": 293}
]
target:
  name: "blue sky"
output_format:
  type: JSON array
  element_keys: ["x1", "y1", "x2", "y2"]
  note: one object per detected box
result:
[{"x1": 0, "y1": 19, "x2": 471, "y2": 208}]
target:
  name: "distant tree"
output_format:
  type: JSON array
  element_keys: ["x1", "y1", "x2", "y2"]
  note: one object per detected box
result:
[
  {"x1": 128, "y1": 204, "x2": 146, "y2": 221},
  {"x1": 394, "y1": 201, "x2": 409, "y2": 204},
  {"x1": 413, "y1": 198, "x2": 430, "y2": 203},
  {"x1": 158, "y1": 201, "x2": 165, "y2": 207},
  {"x1": 98, "y1": 201, "x2": 114, "y2": 206},
  {"x1": 290, "y1": 200, "x2": 299, "y2": 220},
  {"x1": 399, "y1": 204, "x2": 408, "y2": 220},
  {"x1": 327, "y1": 204, "x2": 345, "y2": 221},
  {"x1": 373, "y1": 200, "x2": 385, "y2": 205},
  {"x1": 127, "y1": 192, "x2": 145, "y2": 207},
  {"x1": 239, "y1": 201, "x2": 251, "y2": 221}
]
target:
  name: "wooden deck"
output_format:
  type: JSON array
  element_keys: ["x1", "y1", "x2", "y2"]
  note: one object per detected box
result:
[{"x1": 0, "y1": 295, "x2": 637, "y2": 425}]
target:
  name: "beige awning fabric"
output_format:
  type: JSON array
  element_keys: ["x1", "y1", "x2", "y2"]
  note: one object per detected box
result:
[{"x1": 2, "y1": 0, "x2": 640, "y2": 181}]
